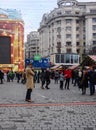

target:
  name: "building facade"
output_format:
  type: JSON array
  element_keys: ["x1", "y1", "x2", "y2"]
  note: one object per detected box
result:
[
  {"x1": 38, "y1": 0, "x2": 96, "y2": 65},
  {"x1": 26, "y1": 31, "x2": 39, "y2": 59},
  {"x1": 0, "y1": 8, "x2": 24, "y2": 71}
]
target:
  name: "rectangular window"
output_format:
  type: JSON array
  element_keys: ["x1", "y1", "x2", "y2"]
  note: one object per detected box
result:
[
  {"x1": 73, "y1": 55, "x2": 78, "y2": 63},
  {"x1": 55, "y1": 54, "x2": 60, "y2": 63},
  {"x1": 76, "y1": 27, "x2": 79, "y2": 31},
  {"x1": 76, "y1": 20, "x2": 79, "y2": 24},
  {"x1": 66, "y1": 42, "x2": 71, "y2": 46},
  {"x1": 76, "y1": 34, "x2": 79, "y2": 38},
  {"x1": 66, "y1": 54, "x2": 70, "y2": 63},
  {"x1": 57, "y1": 27, "x2": 61, "y2": 33},
  {"x1": 65, "y1": 11, "x2": 71, "y2": 14},
  {"x1": 90, "y1": 10, "x2": 96, "y2": 14},
  {"x1": 66, "y1": 26, "x2": 71, "y2": 31},
  {"x1": 71, "y1": 55, "x2": 73, "y2": 63},
  {"x1": 57, "y1": 42, "x2": 61, "y2": 47},
  {"x1": 93, "y1": 41, "x2": 96, "y2": 45},
  {"x1": 66, "y1": 34, "x2": 71, "y2": 38},
  {"x1": 93, "y1": 25, "x2": 96, "y2": 31},
  {"x1": 56, "y1": 20, "x2": 61, "y2": 25},
  {"x1": 66, "y1": 49, "x2": 72, "y2": 53},
  {"x1": 57, "y1": 12, "x2": 62, "y2": 15},
  {"x1": 93, "y1": 33, "x2": 96, "y2": 38},
  {"x1": 92, "y1": 18, "x2": 96, "y2": 23},
  {"x1": 66, "y1": 19, "x2": 72, "y2": 24},
  {"x1": 75, "y1": 12, "x2": 79, "y2": 14},
  {"x1": 57, "y1": 35, "x2": 61, "y2": 39},
  {"x1": 61, "y1": 54, "x2": 65, "y2": 63},
  {"x1": 76, "y1": 42, "x2": 80, "y2": 46},
  {"x1": 83, "y1": 42, "x2": 86, "y2": 46}
]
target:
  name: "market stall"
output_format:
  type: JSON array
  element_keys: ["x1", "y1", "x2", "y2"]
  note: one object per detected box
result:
[{"x1": 80, "y1": 55, "x2": 96, "y2": 67}]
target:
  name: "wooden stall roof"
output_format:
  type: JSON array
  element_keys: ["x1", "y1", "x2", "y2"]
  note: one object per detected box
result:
[
  {"x1": 50, "y1": 64, "x2": 65, "y2": 70},
  {"x1": 81, "y1": 55, "x2": 96, "y2": 66},
  {"x1": 68, "y1": 65, "x2": 79, "y2": 70}
]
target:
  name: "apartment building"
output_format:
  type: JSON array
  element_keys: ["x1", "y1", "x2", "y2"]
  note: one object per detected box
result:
[
  {"x1": 38, "y1": 0, "x2": 96, "y2": 65},
  {"x1": 26, "y1": 31, "x2": 39, "y2": 59}
]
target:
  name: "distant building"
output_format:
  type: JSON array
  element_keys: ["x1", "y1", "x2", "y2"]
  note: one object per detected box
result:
[
  {"x1": 0, "y1": 8, "x2": 24, "y2": 71},
  {"x1": 38, "y1": 0, "x2": 96, "y2": 65},
  {"x1": 26, "y1": 31, "x2": 39, "y2": 59}
]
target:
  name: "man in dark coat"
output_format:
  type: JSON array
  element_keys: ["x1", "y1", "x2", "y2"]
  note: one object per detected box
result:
[
  {"x1": 87, "y1": 67, "x2": 95, "y2": 95},
  {"x1": 80, "y1": 69, "x2": 88, "y2": 95},
  {"x1": 0, "y1": 70, "x2": 4, "y2": 84},
  {"x1": 44, "y1": 69, "x2": 50, "y2": 89},
  {"x1": 40, "y1": 69, "x2": 46, "y2": 89}
]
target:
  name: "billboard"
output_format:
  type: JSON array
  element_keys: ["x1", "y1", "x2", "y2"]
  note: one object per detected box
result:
[{"x1": 0, "y1": 36, "x2": 11, "y2": 64}]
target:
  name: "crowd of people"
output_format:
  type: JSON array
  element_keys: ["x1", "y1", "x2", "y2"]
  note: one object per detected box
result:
[
  {"x1": 0, "y1": 70, "x2": 26, "y2": 84},
  {"x1": 0, "y1": 64, "x2": 96, "y2": 102}
]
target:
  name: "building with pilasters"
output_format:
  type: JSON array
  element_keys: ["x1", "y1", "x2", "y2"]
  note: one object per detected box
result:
[{"x1": 38, "y1": 0, "x2": 96, "y2": 65}]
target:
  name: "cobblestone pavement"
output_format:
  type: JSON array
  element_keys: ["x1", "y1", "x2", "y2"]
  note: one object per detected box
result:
[{"x1": 0, "y1": 80, "x2": 96, "y2": 130}]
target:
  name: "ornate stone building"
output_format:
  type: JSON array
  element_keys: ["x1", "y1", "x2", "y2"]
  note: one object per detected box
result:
[{"x1": 38, "y1": 0, "x2": 96, "y2": 65}]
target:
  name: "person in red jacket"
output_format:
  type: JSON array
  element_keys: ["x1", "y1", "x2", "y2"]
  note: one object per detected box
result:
[{"x1": 64, "y1": 68, "x2": 72, "y2": 90}]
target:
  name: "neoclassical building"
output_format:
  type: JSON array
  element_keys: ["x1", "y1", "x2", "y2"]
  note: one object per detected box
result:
[{"x1": 38, "y1": 0, "x2": 96, "y2": 65}]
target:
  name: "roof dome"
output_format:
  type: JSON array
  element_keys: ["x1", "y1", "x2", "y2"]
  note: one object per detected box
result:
[{"x1": 57, "y1": 0, "x2": 78, "y2": 7}]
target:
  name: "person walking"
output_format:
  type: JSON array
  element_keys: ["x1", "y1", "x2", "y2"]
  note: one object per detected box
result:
[
  {"x1": 45, "y1": 68, "x2": 50, "y2": 89},
  {"x1": 87, "y1": 67, "x2": 95, "y2": 96},
  {"x1": 80, "y1": 69, "x2": 88, "y2": 95},
  {"x1": 54, "y1": 70, "x2": 59, "y2": 84},
  {"x1": 64, "y1": 68, "x2": 72, "y2": 90},
  {"x1": 59, "y1": 72, "x2": 64, "y2": 90},
  {"x1": 0, "y1": 70, "x2": 4, "y2": 84},
  {"x1": 40, "y1": 69, "x2": 45, "y2": 89},
  {"x1": 25, "y1": 63, "x2": 35, "y2": 102}
]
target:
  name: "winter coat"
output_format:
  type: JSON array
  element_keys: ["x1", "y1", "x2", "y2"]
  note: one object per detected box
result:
[
  {"x1": 59, "y1": 74, "x2": 64, "y2": 81},
  {"x1": 64, "y1": 69, "x2": 72, "y2": 79},
  {"x1": 26, "y1": 67, "x2": 35, "y2": 89},
  {"x1": 80, "y1": 71, "x2": 88, "y2": 88}
]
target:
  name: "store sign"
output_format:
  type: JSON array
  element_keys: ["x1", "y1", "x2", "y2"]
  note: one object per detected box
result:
[
  {"x1": 33, "y1": 54, "x2": 41, "y2": 61},
  {"x1": 25, "y1": 58, "x2": 50, "y2": 68}
]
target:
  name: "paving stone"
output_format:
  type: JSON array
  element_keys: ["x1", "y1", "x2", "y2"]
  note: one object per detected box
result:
[{"x1": 0, "y1": 80, "x2": 96, "y2": 129}]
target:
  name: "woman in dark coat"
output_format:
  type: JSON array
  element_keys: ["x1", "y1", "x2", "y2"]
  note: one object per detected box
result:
[{"x1": 80, "y1": 69, "x2": 88, "y2": 95}]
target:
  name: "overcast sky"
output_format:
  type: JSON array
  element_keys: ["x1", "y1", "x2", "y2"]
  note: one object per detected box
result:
[{"x1": 0, "y1": 0, "x2": 96, "y2": 41}]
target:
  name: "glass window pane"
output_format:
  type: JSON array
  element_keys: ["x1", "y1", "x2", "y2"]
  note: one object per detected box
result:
[
  {"x1": 66, "y1": 54, "x2": 70, "y2": 63},
  {"x1": 55, "y1": 54, "x2": 60, "y2": 63},
  {"x1": 73, "y1": 55, "x2": 78, "y2": 63},
  {"x1": 71, "y1": 55, "x2": 73, "y2": 63},
  {"x1": 61, "y1": 54, "x2": 64, "y2": 63}
]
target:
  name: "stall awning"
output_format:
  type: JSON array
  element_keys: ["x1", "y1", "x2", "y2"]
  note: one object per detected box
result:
[
  {"x1": 81, "y1": 55, "x2": 96, "y2": 66},
  {"x1": 68, "y1": 65, "x2": 79, "y2": 70},
  {"x1": 89, "y1": 55, "x2": 96, "y2": 62},
  {"x1": 50, "y1": 64, "x2": 65, "y2": 70}
]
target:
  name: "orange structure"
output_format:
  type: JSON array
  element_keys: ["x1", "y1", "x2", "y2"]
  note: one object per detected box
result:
[{"x1": 0, "y1": 9, "x2": 24, "y2": 72}]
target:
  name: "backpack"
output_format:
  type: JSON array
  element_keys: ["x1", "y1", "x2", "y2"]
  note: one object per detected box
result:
[{"x1": 78, "y1": 71, "x2": 82, "y2": 77}]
